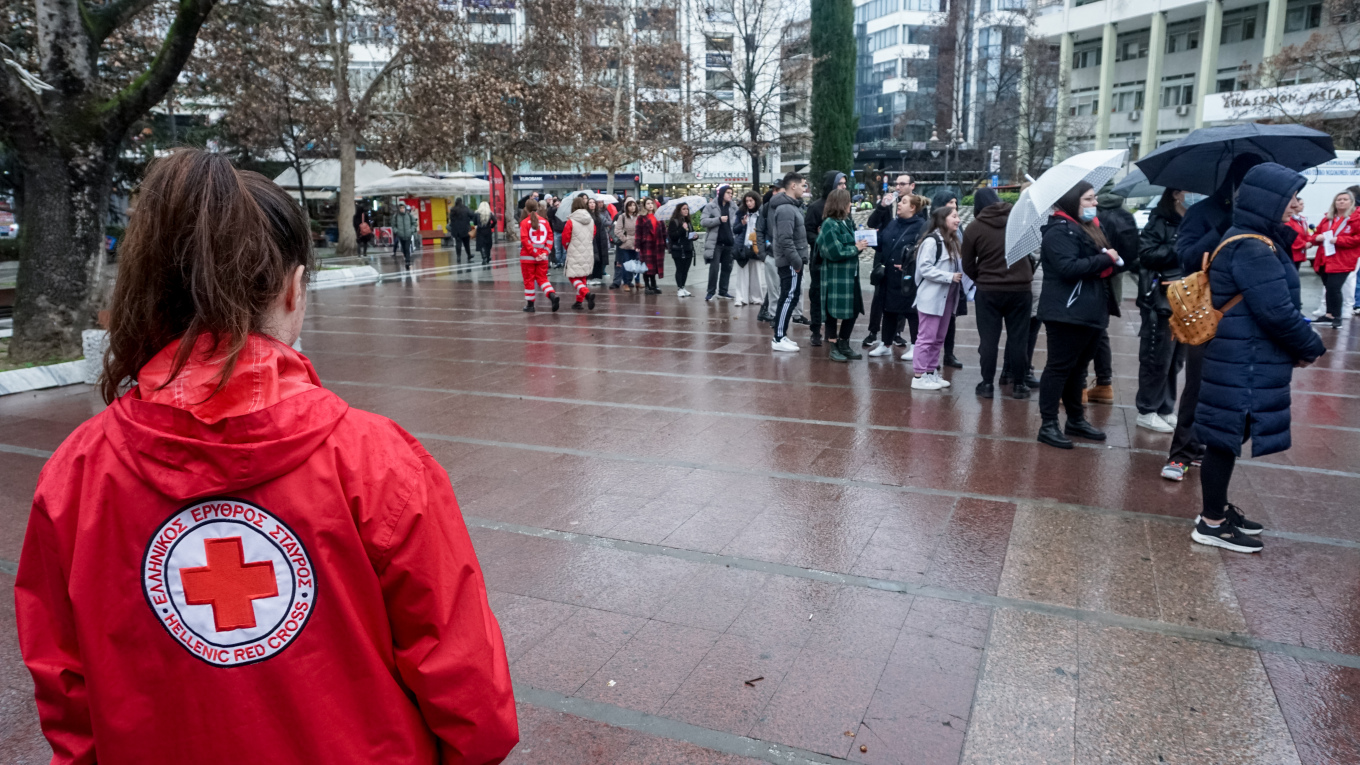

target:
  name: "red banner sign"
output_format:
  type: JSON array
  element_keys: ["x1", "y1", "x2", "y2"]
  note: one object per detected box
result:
[{"x1": 488, "y1": 162, "x2": 506, "y2": 233}]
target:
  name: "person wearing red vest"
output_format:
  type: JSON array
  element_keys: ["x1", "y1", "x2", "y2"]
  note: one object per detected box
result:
[
  {"x1": 1284, "y1": 195, "x2": 1310, "y2": 270},
  {"x1": 15, "y1": 149, "x2": 518, "y2": 765},
  {"x1": 1311, "y1": 190, "x2": 1360, "y2": 328},
  {"x1": 518, "y1": 199, "x2": 559, "y2": 313}
]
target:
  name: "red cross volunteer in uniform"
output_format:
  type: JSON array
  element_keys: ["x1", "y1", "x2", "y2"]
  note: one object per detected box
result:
[{"x1": 14, "y1": 150, "x2": 519, "y2": 764}]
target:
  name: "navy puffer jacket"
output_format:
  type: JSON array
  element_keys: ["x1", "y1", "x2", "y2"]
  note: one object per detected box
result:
[{"x1": 1196, "y1": 163, "x2": 1327, "y2": 458}]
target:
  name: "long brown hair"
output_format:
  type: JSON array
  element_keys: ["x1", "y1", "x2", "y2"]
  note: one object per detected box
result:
[
  {"x1": 525, "y1": 198, "x2": 543, "y2": 231},
  {"x1": 824, "y1": 189, "x2": 852, "y2": 220},
  {"x1": 101, "y1": 149, "x2": 312, "y2": 404},
  {"x1": 920, "y1": 206, "x2": 961, "y2": 260}
]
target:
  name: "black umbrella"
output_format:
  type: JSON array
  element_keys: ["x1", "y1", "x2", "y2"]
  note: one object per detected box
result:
[
  {"x1": 1134, "y1": 123, "x2": 1335, "y2": 195},
  {"x1": 1110, "y1": 167, "x2": 1164, "y2": 198}
]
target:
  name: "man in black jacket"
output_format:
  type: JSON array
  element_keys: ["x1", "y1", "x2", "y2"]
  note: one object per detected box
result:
[
  {"x1": 447, "y1": 198, "x2": 473, "y2": 262},
  {"x1": 1086, "y1": 191, "x2": 1139, "y2": 403},
  {"x1": 804, "y1": 171, "x2": 847, "y2": 346}
]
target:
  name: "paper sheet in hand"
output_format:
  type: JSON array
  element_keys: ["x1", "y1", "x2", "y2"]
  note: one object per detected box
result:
[
  {"x1": 688, "y1": 232, "x2": 700, "y2": 240},
  {"x1": 855, "y1": 229, "x2": 878, "y2": 247}
]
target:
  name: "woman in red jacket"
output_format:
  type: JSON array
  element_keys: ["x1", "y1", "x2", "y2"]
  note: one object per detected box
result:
[
  {"x1": 1284, "y1": 195, "x2": 1310, "y2": 270},
  {"x1": 1312, "y1": 189, "x2": 1359, "y2": 328},
  {"x1": 15, "y1": 150, "x2": 518, "y2": 765}
]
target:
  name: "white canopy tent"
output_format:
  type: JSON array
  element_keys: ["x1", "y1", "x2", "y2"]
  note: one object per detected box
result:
[
  {"x1": 438, "y1": 171, "x2": 491, "y2": 196},
  {"x1": 355, "y1": 168, "x2": 478, "y2": 198},
  {"x1": 271, "y1": 160, "x2": 395, "y2": 197}
]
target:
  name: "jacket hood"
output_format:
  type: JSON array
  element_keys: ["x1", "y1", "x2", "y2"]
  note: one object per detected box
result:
[
  {"x1": 973, "y1": 188, "x2": 1001, "y2": 215},
  {"x1": 1233, "y1": 162, "x2": 1306, "y2": 233},
  {"x1": 767, "y1": 193, "x2": 799, "y2": 211},
  {"x1": 1097, "y1": 193, "x2": 1126, "y2": 209},
  {"x1": 973, "y1": 201, "x2": 1012, "y2": 228},
  {"x1": 931, "y1": 188, "x2": 959, "y2": 212},
  {"x1": 715, "y1": 184, "x2": 732, "y2": 205},
  {"x1": 102, "y1": 334, "x2": 349, "y2": 501},
  {"x1": 569, "y1": 208, "x2": 594, "y2": 226},
  {"x1": 822, "y1": 171, "x2": 846, "y2": 195}
]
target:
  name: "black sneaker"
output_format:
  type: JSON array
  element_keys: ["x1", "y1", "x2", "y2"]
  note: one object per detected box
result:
[
  {"x1": 586, "y1": 293, "x2": 596, "y2": 310},
  {"x1": 571, "y1": 301, "x2": 584, "y2": 310},
  {"x1": 1191, "y1": 518, "x2": 1264, "y2": 553},
  {"x1": 523, "y1": 301, "x2": 536, "y2": 313},
  {"x1": 1012, "y1": 384, "x2": 1031, "y2": 400},
  {"x1": 975, "y1": 381, "x2": 994, "y2": 399},
  {"x1": 943, "y1": 354, "x2": 964, "y2": 369},
  {"x1": 792, "y1": 315, "x2": 810, "y2": 325},
  {"x1": 1196, "y1": 504, "x2": 1264, "y2": 536},
  {"x1": 861, "y1": 332, "x2": 878, "y2": 349},
  {"x1": 810, "y1": 332, "x2": 823, "y2": 347},
  {"x1": 891, "y1": 334, "x2": 908, "y2": 347},
  {"x1": 550, "y1": 294, "x2": 561, "y2": 312}
]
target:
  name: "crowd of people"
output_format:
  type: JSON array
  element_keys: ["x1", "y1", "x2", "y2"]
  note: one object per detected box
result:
[{"x1": 509, "y1": 161, "x2": 1346, "y2": 556}]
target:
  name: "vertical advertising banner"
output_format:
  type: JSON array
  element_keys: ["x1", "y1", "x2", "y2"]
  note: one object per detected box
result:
[{"x1": 488, "y1": 162, "x2": 506, "y2": 233}]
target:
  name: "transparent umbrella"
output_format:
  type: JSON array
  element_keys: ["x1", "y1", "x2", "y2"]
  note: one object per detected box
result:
[
  {"x1": 1005, "y1": 149, "x2": 1127, "y2": 266},
  {"x1": 656, "y1": 195, "x2": 707, "y2": 221}
]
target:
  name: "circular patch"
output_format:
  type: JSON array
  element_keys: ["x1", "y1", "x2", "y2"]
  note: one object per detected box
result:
[{"x1": 142, "y1": 498, "x2": 316, "y2": 667}]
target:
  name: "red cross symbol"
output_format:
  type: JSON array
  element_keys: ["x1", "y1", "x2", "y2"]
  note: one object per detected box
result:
[{"x1": 179, "y1": 537, "x2": 279, "y2": 632}]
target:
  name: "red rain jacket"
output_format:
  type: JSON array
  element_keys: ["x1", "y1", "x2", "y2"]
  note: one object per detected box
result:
[
  {"x1": 15, "y1": 334, "x2": 517, "y2": 765},
  {"x1": 1285, "y1": 216, "x2": 1310, "y2": 263},
  {"x1": 1313, "y1": 211, "x2": 1360, "y2": 274}
]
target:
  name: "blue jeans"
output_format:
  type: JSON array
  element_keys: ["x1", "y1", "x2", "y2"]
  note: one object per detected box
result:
[
  {"x1": 552, "y1": 233, "x2": 564, "y2": 266},
  {"x1": 613, "y1": 248, "x2": 638, "y2": 286}
]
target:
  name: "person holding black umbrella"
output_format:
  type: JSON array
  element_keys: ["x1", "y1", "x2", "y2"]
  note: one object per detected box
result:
[
  {"x1": 1191, "y1": 163, "x2": 1326, "y2": 552},
  {"x1": 1160, "y1": 154, "x2": 1263, "y2": 480}
]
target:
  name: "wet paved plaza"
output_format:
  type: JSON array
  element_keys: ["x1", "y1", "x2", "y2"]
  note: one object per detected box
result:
[{"x1": 1, "y1": 246, "x2": 1358, "y2": 763}]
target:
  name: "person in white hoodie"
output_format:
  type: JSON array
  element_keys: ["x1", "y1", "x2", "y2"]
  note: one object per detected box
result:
[{"x1": 911, "y1": 206, "x2": 964, "y2": 390}]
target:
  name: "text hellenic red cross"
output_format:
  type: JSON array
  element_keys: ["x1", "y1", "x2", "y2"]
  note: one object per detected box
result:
[{"x1": 179, "y1": 537, "x2": 279, "y2": 632}]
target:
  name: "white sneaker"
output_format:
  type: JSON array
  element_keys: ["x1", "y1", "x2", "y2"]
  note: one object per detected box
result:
[
  {"x1": 934, "y1": 372, "x2": 951, "y2": 388},
  {"x1": 903, "y1": 343, "x2": 914, "y2": 361},
  {"x1": 868, "y1": 341, "x2": 893, "y2": 357},
  {"x1": 734, "y1": 299, "x2": 746, "y2": 306},
  {"x1": 1136, "y1": 412, "x2": 1174, "y2": 433},
  {"x1": 677, "y1": 288, "x2": 689, "y2": 297},
  {"x1": 912, "y1": 374, "x2": 944, "y2": 390},
  {"x1": 1313, "y1": 306, "x2": 1327, "y2": 317},
  {"x1": 1161, "y1": 413, "x2": 1178, "y2": 429},
  {"x1": 771, "y1": 337, "x2": 800, "y2": 352}
]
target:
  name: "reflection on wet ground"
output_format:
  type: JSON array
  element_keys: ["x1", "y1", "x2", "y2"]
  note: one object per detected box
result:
[{"x1": 1, "y1": 244, "x2": 1357, "y2": 763}]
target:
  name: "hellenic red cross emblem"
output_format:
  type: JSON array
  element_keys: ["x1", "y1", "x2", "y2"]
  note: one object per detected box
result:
[{"x1": 179, "y1": 537, "x2": 279, "y2": 632}]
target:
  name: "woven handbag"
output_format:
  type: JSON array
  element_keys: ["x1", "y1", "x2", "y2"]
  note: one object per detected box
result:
[{"x1": 1165, "y1": 234, "x2": 1271, "y2": 345}]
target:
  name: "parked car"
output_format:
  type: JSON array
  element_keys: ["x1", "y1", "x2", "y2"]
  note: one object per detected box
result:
[{"x1": 0, "y1": 212, "x2": 16, "y2": 237}]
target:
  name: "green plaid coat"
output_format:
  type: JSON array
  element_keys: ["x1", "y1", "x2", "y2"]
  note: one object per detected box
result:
[{"x1": 817, "y1": 218, "x2": 866, "y2": 320}]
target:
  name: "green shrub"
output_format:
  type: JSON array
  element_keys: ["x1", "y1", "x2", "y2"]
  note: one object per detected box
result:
[
  {"x1": 0, "y1": 238, "x2": 18, "y2": 262},
  {"x1": 961, "y1": 191, "x2": 1021, "y2": 208}
]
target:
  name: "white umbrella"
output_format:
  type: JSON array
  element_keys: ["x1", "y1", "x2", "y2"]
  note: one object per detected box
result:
[
  {"x1": 656, "y1": 195, "x2": 707, "y2": 221},
  {"x1": 438, "y1": 171, "x2": 491, "y2": 196},
  {"x1": 355, "y1": 168, "x2": 468, "y2": 198},
  {"x1": 555, "y1": 190, "x2": 595, "y2": 221},
  {"x1": 592, "y1": 192, "x2": 619, "y2": 204},
  {"x1": 1005, "y1": 149, "x2": 1127, "y2": 266}
]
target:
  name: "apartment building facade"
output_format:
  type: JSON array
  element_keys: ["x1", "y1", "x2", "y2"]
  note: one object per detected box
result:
[{"x1": 1034, "y1": 0, "x2": 1351, "y2": 159}]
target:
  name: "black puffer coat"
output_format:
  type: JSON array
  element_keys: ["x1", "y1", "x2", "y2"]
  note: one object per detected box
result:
[
  {"x1": 1036, "y1": 215, "x2": 1122, "y2": 328},
  {"x1": 875, "y1": 214, "x2": 925, "y2": 314},
  {"x1": 1135, "y1": 207, "x2": 1182, "y2": 311}
]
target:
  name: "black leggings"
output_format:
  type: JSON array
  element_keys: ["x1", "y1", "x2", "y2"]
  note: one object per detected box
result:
[
  {"x1": 673, "y1": 254, "x2": 693, "y2": 289},
  {"x1": 1200, "y1": 445, "x2": 1237, "y2": 521},
  {"x1": 644, "y1": 274, "x2": 658, "y2": 290},
  {"x1": 824, "y1": 315, "x2": 858, "y2": 342},
  {"x1": 1322, "y1": 271, "x2": 1349, "y2": 318}
]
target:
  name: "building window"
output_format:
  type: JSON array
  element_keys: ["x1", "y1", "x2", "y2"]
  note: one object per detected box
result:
[
  {"x1": 1215, "y1": 66, "x2": 1252, "y2": 92},
  {"x1": 1220, "y1": 11, "x2": 1257, "y2": 44},
  {"x1": 1113, "y1": 89, "x2": 1144, "y2": 112},
  {"x1": 905, "y1": 25, "x2": 932, "y2": 45},
  {"x1": 903, "y1": 0, "x2": 937, "y2": 10},
  {"x1": 868, "y1": 26, "x2": 900, "y2": 52},
  {"x1": 855, "y1": 0, "x2": 902, "y2": 24},
  {"x1": 1166, "y1": 29, "x2": 1199, "y2": 53},
  {"x1": 1284, "y1": 0, "x2": 1323, "y2": 31},
  {"x1": 706, "y1": 109, "x2": 733, "y2": 131},
  {"x1": 1072, "y1": 46, "x2": 1101, "y2": 69},
  {"x1": 1116, "y1": 38, "x2": 1148, "y2": 61},
  {"x1": 1161, "y1": 82, "x2": 1194, "y2": 107},
  {"x1": 1070, "y1": 91, "x2": 1099, "y2": 116}
]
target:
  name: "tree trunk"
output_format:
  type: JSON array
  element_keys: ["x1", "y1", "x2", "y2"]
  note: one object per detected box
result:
[
  {"x1": 336, "y1": 124, "x2": 358, "y2": 258},
  {"x1": 606, "y1": 168, "x2": 616, "y2": 196},
  {"x1": 498, "y1": 152, "x2": 516, "y2": 235},
  {"x1": 10, "y1": 145, "x2": 113, "y2": 362},
  {"x1": 750, "y1": 149, "x2": 761, "y2": 192}
]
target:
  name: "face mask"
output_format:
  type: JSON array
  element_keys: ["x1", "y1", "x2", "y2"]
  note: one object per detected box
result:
[
  {"x1": 1183, "y1": 193, "x2": 1206, "y2": 207},
  {"x1": 1080, "y1": 207, "x2": 1097, "y2": 222}
]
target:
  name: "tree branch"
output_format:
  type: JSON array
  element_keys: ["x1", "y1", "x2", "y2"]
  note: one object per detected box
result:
[
  {"x1": 97, "y1": 0, "x2": 218, "y2": 140},
  {"x1": 355, "y1": 42, "x2": 412, "y2": 119},
  {"x1": 82, "y1": 0, "x2": 157, "y2": 46}
]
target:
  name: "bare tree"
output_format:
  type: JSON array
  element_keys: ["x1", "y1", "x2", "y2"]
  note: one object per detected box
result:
[
  {"x1": 0, "y1": 0, "x2": 215, "y2": 361},
  {"x1": 691, "y1": 0, "x2": 801, "y2": 188},
  {"x1": 1225, "y1": 0, "x2": 1360, "y2": 148}
]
